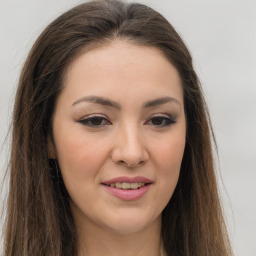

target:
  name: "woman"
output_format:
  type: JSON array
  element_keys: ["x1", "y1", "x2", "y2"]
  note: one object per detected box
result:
[{"x1": 3, "y1": 0, "x2": 233, "y2": 255}]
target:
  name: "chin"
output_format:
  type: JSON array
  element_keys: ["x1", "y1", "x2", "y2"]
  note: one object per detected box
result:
[{"x1": 100, "y1": 211, "x2": 162, "y2": 235}]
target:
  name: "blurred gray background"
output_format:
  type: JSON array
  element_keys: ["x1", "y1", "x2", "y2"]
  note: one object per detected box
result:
[{"x1": 0, "y1": 0, "x2": 255, "y2": 255}]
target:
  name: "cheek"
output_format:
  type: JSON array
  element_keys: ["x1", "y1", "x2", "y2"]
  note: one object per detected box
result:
[
  {"x1": 152, "y1": 133, "x2": 185, "y2": 201},
  {"x1": 154, "y1": 134, "x2": 185, "y2": 171},
  {"x1": 54, "y1": 132, "x2": 108, "y2": 182},
  {"x1": 54, "y1": 135, "x2": 109, "y2": 207}
]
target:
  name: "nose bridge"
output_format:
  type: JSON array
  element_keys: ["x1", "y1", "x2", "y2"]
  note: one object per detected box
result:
[{"x1": 111, "y1": 121, "x2": 148, "y2": 167}]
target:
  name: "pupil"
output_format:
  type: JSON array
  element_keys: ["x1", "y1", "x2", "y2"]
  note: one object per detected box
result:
[
  {"x1": 92, "y1": 117, "x2": 102, "y2": 125},
  {"x1": 152, "y1": 117, "x2": 163, "y2": 125}
]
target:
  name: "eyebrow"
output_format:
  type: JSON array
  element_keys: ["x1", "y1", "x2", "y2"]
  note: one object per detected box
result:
[{"x1": 72, "y1": 95, "x2": 181, "y2": 109}]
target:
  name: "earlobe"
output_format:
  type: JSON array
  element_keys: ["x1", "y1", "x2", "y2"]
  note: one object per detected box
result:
[{"x1": 47, "y1": 136, "x2": 57, "y2": 159}]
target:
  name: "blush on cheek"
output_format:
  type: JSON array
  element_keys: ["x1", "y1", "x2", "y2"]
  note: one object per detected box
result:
[{"x1": 157, "y1": 140, "x2": 185, "y2": 166}]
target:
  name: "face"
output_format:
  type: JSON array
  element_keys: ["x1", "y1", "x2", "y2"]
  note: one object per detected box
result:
[{"x1": 51, "y1": 40, "x2": 186, "y2": 235}]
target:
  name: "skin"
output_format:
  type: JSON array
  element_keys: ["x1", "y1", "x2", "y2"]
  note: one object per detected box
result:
[{"x1": 50, "y1": 40, "x2": 186, "y2": 256}]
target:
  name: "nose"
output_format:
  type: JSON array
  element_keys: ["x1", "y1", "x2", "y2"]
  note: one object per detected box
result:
[{"x1": 111, "y1": 124, "x2": 149, "y2": 168}]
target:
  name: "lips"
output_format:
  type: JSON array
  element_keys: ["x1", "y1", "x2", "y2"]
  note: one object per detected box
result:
[
  {"x1": 101, "y1": 176, "x2": 153, "y2": 200},
  {"x1": 102, "y1": 176, "x2": 152, "y2": 184}
]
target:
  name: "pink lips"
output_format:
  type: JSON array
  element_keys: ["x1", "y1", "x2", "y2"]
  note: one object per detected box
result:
[{"x1": 102, "y1": 176, "x2": 153, "y2": 201}]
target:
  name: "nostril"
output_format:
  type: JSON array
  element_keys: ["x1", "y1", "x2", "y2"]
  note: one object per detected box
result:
[{"x1": 119, "y1": 160, "x2": 145, "y2": 168}]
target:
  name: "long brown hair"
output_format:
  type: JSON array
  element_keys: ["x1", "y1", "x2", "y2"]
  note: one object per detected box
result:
[{"x1": 3, "y1": 0, "x2": 233, "y2": 255}]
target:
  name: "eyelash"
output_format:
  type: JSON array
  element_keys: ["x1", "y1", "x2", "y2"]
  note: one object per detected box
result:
[{"x1": 78, "y1": 114, "x2": 176, "y2": 128}]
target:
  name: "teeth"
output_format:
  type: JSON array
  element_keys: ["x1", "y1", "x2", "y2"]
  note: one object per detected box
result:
[
  {"x1": 115, "y1": 182, "x2": 122, "y2": 189},
  {"x1": 130, "y1": 182, "x2": 139, "y2": 189},
  {"x1": 109, "y1": 182, "x2": 146, "y2": 189},
  {"x1": 122, "y1": 182, "x2": 131, "y2": 189}
]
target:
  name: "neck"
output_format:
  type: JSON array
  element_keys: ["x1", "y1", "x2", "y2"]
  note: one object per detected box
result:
[{"x1": 76, "y1": 216, "x2": 163, "y2": 256}]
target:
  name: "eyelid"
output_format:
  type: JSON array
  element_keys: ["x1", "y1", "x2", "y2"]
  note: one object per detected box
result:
[
  {"x1": 145, "y1": 113, "x2": 177, "y2": 127},
  {"x1": 78, "y1": 114, "x2": 111, "y2": 127},
  {"x1": 80, "y1": 113, "x2": 107, "y2": 118},
  {"x1": 147, "y1": 113, "x2": 176, "y2": 121}
]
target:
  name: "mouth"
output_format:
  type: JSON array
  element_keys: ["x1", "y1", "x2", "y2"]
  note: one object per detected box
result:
[
  {"x1": 101, "y1": 176, "x2": 153, "y2": 200},
  {"x1": 103, "y1": 182, "x2": 150, "y2": 190}
]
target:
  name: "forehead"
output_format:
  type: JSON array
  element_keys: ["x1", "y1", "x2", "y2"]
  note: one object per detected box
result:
[{"x1": 61, "y1": 39, "x2": 183, "y2": 107}]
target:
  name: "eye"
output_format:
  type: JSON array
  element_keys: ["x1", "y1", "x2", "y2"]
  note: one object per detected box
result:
[
  {"x1": 146, "y1": 115, "x2": 176, "y2": 127},
  {"x1": 78, "y1": 115, "x2": 111, "y2": 127}
]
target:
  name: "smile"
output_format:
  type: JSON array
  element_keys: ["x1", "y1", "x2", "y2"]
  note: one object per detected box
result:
[
  {"x1": 102, "y1": 176, "x2": 153, "y2": 200},
  {"x1": 106, "y1": 182, "x2": 146, "y2": 190}
]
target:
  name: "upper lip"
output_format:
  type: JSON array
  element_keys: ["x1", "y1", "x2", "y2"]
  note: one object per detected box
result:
[{"x1": 102, "y1": 176, "x2": 153, "y2": 185}]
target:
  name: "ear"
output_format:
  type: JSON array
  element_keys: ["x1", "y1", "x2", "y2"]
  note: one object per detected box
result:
[{"x1": 47, "y1": 136, "x2": 56, "y2": 159}]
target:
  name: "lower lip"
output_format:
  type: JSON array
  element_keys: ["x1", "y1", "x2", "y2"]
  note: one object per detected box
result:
[{"x1": 103, "y1": 184, "x2": 151, "y2": 200}]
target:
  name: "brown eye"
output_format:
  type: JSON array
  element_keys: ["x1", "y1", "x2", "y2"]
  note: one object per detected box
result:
[
  {"x1": 147, "y1": 116, "x2": 176, "y2": 127},
  {"x1": 78, "y1": 116, "x2": 111, "y2": 127}
]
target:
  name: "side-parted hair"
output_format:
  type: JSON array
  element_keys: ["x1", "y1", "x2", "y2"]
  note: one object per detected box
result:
[{"x1": 4, "y1": 0, "x2": 233, "y2": 255}]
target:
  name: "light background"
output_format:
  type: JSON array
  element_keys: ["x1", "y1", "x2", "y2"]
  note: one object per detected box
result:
[{"x1": 0, "y1": 0, "x2": 255, "y2": 255}]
